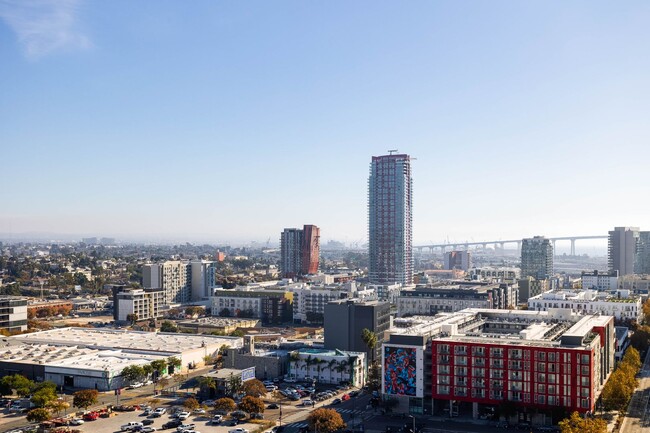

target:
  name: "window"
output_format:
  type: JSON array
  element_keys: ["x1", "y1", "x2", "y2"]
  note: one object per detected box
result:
[
  {"x1": 537, "y1": 352, "x2": 546, "y2": 361},
  {"x1": 581, "y1": 354, "x2": 590, "y2": 364},
  {"x1": 537, "y1": 395, "x2": 545, "y2": 404},
  {"x1": 581, "y1": 366, "x2": 589, "y2": 375}
]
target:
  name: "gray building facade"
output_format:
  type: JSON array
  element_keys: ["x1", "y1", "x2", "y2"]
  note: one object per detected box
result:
[
  {"x1": 609, "y1": 227, "x2": 640, "y2": 276},
  {"x1": 521, "y1": 236, "x2": 553, "y2": 280},
  {"x1": 324, "y1": 299, "x2": 391, "y2": 363}
]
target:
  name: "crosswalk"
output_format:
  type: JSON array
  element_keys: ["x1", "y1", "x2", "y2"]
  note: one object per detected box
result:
[{"x1": 285, "y1": 409, "x2": 370, "y2": 428}]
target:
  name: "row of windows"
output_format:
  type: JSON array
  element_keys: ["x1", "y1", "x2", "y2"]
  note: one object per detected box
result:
[{"x1": 436, "y1": 346, "x2": 591, "y2": 365}]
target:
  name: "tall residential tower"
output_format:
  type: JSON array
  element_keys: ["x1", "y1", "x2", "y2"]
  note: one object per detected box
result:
[
  {"x1": 280, "y1": 225, "x2": 320, "y2": 278},
  {"x1": 608, "y1": 227, "x2": 640, "y2": 276},
  {"x1": 368, "y1": 153, "x2": 413, "y2": 285},
  {"x1": 521, "y1": 236, "x2": 553, "y2": 280}
]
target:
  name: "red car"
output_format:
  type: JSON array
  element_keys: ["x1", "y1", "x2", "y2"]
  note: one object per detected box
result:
[{"x1": 83, "y1": 412, "x2": 99, "y2": 421}]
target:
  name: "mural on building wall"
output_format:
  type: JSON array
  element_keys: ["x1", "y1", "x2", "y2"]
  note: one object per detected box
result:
[{"x1": 383, "y1": 346, "x2": 417, "y2": 396}]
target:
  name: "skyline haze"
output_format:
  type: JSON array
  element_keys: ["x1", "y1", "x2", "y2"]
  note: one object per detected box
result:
[{"x1": 2, "y1": 1, "x2": 649, "y2": 248}]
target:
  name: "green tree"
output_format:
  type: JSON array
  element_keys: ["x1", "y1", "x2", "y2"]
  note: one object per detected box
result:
[
  {"x1": 126, "y1": 313, "x2": 139, "y2": 325},
  {"x1": 160, "y1": 321, "x2": 178, "y2": 333},
  {"x1": 0, "y1": 374, "x2": 34, "y2": 397},
  {"x1": 46, "y1": 400, "x2": 70, "y2": 416},
  {"x1": 72, "y1": 389, "x2": 99, "y2": 410},
  {"x1": 307, "y1": 408, "x2": 346, "y2": 433},
  {"x1": 305, "y1": 311, "x2": 324, "y2": 324},
  {"x1": 559, "y1": 411, "x2": 606, "y2": 433},
  {"x1": 197, "y1": 376, "x2": 216, "y2": 391},
  {"x1": 30, "y1": 382, "x2": 58, "y2": 408},
  {"x1": 361, "y1": 328, "x2": 378, "y2": 362},
  {"x1": 151, "y1": 359, "x2": 167, "y2": 376},
  {"x1": 183, "y1": 397, "x2": 200, "y2": 411},
  {"x1": 238, "y1": 395, "x2": 264, "y2": 414},
  {"x1": 227, "y1": 374, "x2": 243, "y2": 396},
  {"x1": 219, "y1": 308, "x2": 232, "y2": 317},
  {"x1": 26, "y1": 408, "x2": 51, "y2": 423},
  {"x1": 367, "y1": 361, "x2": 381, "y2": 391},
  {"x1": 121, "y1": 365, "x2": 146, "y2": 383},
  {"x1": 214, "y1": 397, "x2": 236, "y2": 412},
  {"x1": 242, "y1": 379, "x2": 267, "y2": 398},
  {"x1": 167, "y1": 356, "x2": 182, "y2": 372}
]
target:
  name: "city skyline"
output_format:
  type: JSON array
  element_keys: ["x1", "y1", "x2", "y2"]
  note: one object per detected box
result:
[{"x1": 2, "y1": 1, "x2": 650, "y2": 245}]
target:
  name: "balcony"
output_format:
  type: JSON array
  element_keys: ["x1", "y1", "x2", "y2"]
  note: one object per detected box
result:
[{"x1": 473, "y1": 358, "x2": 486, "y2": 367}]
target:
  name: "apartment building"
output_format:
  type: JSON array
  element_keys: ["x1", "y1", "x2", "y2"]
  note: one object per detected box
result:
[
  {"x1": 382, "y1": 308, "x2": 615, "y2": 423},
  {"x1": 528, "y1": 289, "x2": 642, "y2": 322},
  {"x1": 0, "y1": 297, "x2": 27, "y2": 333},
  {"x1": 113, "y1": 288, "x2": 165, "y2": 322},
  {"x1": 211, "y1": 289, "x2": 293, "y2": 324},
  {"x1": 581, "y1": 270, "x2": 618, "y2": 291},
  {"x1": 143, "y1": 260, "x2": 191, "y2": 304}
]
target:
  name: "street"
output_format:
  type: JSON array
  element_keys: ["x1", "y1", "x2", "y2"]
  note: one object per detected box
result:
[{"x1": 620, "y1": 349, "x2": 650, "y2": 433}]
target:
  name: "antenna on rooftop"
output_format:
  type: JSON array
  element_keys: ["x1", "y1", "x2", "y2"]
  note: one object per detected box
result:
[{"x1": 388, "y1": 149, "x2": 398, "y2": 155}]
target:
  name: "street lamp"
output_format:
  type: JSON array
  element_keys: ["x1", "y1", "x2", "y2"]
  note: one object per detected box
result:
[{"x1": 408, "y1": 415, "x2": 416, "y2": 433}]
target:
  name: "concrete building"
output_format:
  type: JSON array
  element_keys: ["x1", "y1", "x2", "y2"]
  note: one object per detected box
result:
[
  {"x1": 280, "y1": 225, "x2": 321, "y2": 278},
  {"x1": 518, "y1": 277, "x2": 550, "y2": 303},
  {"x1": 521, "y1": 236, "x2": 553, "y2": 280},
  {"x1": 0, "y1": 297, "x2": 27, "y2": 333},
  {"x1": 619, "y1": 274, "x2": 650, "y2": 294},
  {"x1": 177, "y1": 317, "x2": 259, "y2": 334},
  {"x1": 528, "y1": 289, "x2": 642, "y2": 323},
  {"x1": 382, "y1": 309, "x2": 615, "y2": 421},
  {"x1": 0, "y1": 328, "x2": 242, "y2": 390},
  {"x1": 368, "y1": 283, "x2": 403, "y2": 304},
  {"x1": 324, "y1": 299, "x2": 391, "y2": 363},
  {"x1": 368, "y1": 153, "x2": 413, "y2": 285},
  {"x1": 190, "y1": 260, "x2": 218, "y2": 301},
  {"x1": 635, "y1": 231, "x2": 650, "y2": 275},
  {"x1": 397, "y1": 283, "x2": 518, "y2": 317},
  {"x1": 468, "y1": 267, "x2": 520, "y2": 284},
  {"x1": 608, "y1": 227, "x2": 640, "y2": 276},
  {"x1": 287, "y1": 348, "x2": 367, "y2": 387},
  {"x1": 581, "y1": 270, "x2": 619, "y2": 291},
  {"x1": 143, "y1": 260, "x2": 192, "y2": 304},
  {"x1": 444, "y1": 251, "x2": 471, "y2": 271},
  {"x1": 113, "y1": 287, "x2": 165, "y2": 322},
  {"x1": 211, "y1": 289, "x2": 292, "y2": 324}
]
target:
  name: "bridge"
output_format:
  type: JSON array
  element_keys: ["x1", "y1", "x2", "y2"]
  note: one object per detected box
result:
[{"x1": 414, "y1": 235, "x2": 607, "y2": 256}]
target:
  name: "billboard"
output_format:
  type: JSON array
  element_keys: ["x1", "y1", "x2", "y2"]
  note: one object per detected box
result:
[
  {"x1": 241, "y1": 367, "x2": 256, "y2": 382},
  {"x1": 383, "y1": 346, "x2": 417, "y2": 396}
]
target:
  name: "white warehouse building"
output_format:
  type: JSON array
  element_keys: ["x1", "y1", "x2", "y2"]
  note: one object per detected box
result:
[{"x1": 528, "y1": 289, "x2": 642, "y2": 322}]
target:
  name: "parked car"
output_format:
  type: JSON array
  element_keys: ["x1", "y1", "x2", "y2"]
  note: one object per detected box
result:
[
  {"x1": 121, "y1": 422, "x2": 144, "y2": 431},
  {"x1": 210, "y1": 415, "x2": 223, "y2": 425},
  {"x1": 153, "y1": 408, "x2": 167, "y2": 417},
  {"x1": 201, "y1": 400, "x2": 216, "y2": 407},
  {"x1": 228, "y1": 429, "x2": 250, "y2": 433},
  {"x1": 271, "y1": 427, "x2": 285, "y2": 433},
  {"x1": 142, "y1": 419, "x2": 155, "y2": 426},
  {"x1": 83, "y1": 412, "x2": 99, "y2": 421},
  {"x1": 230, "y1": 410, "x2": 247, "y2": 420},
  {"x1": 176, "y1": 423, "x2": 196, "y2": 432},
  {"x1": 267, "y1": 403, "x2": 279, "y2": 409},
  {"x1": 177, "y1": 412, "x2": 190, "y2": 420},
  {"x1": 250, "y1": 413, "x2": 264, "y2": 420},
  {"x1": 138, "y1": 428, "x2": 157, "y2": 433},
  {"x1": 129, "y1": 382, "x2": 144, "y2": 389},
  {"x1": 331, "y1": 398, "x2": 342, "y2": 405},
  {"x1": 284, "y1": 378, "x2": 296, "y2": 383},
  {"x1": 69, "y1": 419, "x2": 85, "y2": 426},
  {"x1": 162, "y1": 420, "x2": 182, "y2": 429},
  {"x1": 193, "y1": 408, "x2": 206, "y2": 415}
]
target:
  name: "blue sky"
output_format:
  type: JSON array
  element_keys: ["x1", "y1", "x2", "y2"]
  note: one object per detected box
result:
[{"x1": 1, "y1": 1, "x2": 649, "y2": 247}]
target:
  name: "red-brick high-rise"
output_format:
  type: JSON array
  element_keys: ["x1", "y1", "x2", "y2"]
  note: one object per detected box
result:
[{"x1": 301, "y1": 225, "x2": 320, "y2": 275}]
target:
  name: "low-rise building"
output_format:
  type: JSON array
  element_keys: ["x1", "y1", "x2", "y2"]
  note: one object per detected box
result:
[
  {"x1": 528, "y1": 289, "x2": 642, "y2": 323},
  {"x1": 287, "y1": 348, "x2": 366, "y2": 387},
  {"x1": 581, "y1": 270, "x2": 618, "y2": 291},
  {"x1": 397, "y1": 282, "x2": 518, "y2": 318},
  {"x1": 211, "y1": 289, "x2": 292, "y2": 324},
  {"x1": 0, "y1": 297, "x2": 27, "y2": 333},
  {"x1": 177, "y1": 317, "x2": 259, "y2": 334},
  {"x1": 113, "y1": 287, "x2": 165, "y2": 322}
]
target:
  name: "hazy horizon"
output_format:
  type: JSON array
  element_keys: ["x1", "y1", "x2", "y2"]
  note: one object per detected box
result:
[{"x1": 2, "y1": 1, "x2": 649, "y2": 245}]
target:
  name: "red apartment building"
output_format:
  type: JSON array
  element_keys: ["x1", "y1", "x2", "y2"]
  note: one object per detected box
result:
[{"x1": 382, "y1": 309, "x2": 615, "y2": 424}]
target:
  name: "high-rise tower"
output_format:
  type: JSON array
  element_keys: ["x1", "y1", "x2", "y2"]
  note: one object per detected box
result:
[
  {"x1": 368, "y1": 152, "x2": 413, "y2": 285},
  {"x1": 609, "y1": 227, "x2": 640, "y2": 276},
  {"x1": 521, "y1": 236, "x2": 553, "y2": 280},
  {"x1": 280, "y1": 225, "x2": 320, "y2": 278}
]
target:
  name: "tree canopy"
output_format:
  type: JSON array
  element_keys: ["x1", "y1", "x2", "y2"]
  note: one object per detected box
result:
[
  {"x1": 559, "y1": 411, "x2": 606, "y2": 433},
  {"x1": 238, "y1": 395, "x2": 264, "y2": 414},
  {"x1": 214, "y1": 397, "x2": 236, "y2": 412},
  {"x1": 183, "y1": 397, "x2": 200, "y2": 411},
  {"x1": 27, "y1": 408, "x2": 51, "y2": 423},
  {"x1": 242, "y1": 379, "x2": 267, "y2": 398},
  {"x1": 73, "y1": 389, "x2": 99, "y2": 410},
  {"x1": 307, "y1": 408, "x2": 346, "y2": 433}
]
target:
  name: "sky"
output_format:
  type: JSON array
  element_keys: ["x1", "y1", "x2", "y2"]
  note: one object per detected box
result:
[{"x1": 1, "y1": 1, "x2": 649, "y2": 247}]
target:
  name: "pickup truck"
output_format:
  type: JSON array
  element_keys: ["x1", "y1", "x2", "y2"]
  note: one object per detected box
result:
[
  {"x1": 121, "y1": 422, "x2": 144, "y2": 431},
  {"x1": 176, "y1": 423, "x2": 195, "y2": 432}
]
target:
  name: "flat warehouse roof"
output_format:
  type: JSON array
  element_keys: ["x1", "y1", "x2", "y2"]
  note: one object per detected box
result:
[{"x1": 12, "y1": 327, "x2": 242, "y2": 353}]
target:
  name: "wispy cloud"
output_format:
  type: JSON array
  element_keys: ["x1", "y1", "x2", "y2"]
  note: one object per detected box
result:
[{"x1": 0, "y1": 0, "x2": 91, "y2": 59}]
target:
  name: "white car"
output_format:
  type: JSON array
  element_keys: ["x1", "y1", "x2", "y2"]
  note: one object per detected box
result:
[
  {"x1": 153, "y1": 407, "x2": 167, "y2": 417},
  {"x1": 70, "y1": 419, "x2": 85, "y2": 426},
  {"x1": 121, "y1": 422, "x2": 144, "y2": 431},
  {"x1": 210, "y1": 415, "x2": 223, "y2": 424},
  {"x1": 129, "y1": 382, "x2": 144, "y2": 389},
  {"x1": 177, "y1": 412, "x2": 190, "y2": 420},
  {"x1": 228, "y1": 429, "x2": 250, "y2": 433},
  {"x1": 193, "y1": 408, "x2": 206, "y2": 414}
]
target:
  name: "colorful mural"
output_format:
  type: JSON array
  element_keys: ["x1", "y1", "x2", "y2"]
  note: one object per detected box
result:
[{"x1": 383, "y1": 346, "x2": 417, "y2": 396}]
